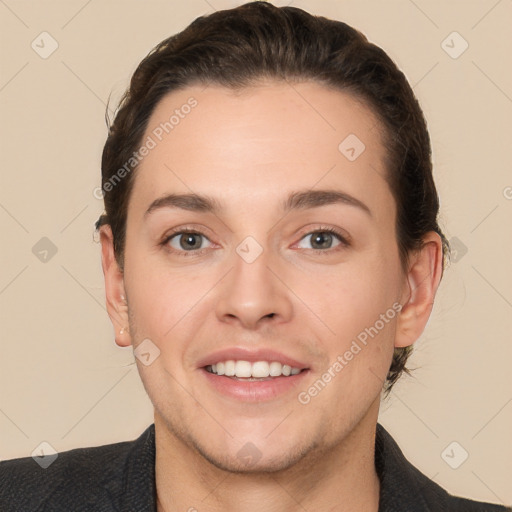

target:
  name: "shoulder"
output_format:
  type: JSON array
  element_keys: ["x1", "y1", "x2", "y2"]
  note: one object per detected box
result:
[
  {"x1": 0, "y1": 424, "x2": 155, "y2": 512},
  {"x1": 375, "y1": 423, "x2": 511, "y2": 512},
  {"x1": 449, "y1": 495, "x2": 512, "y2": 512}
]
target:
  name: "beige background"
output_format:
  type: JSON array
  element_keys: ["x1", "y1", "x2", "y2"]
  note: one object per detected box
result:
[{"x1": 1, "y1": 0, "x2": 511, "y2": 505}]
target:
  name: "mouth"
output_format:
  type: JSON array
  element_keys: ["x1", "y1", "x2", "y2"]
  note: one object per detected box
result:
[{"x1": 200, "y1": 359, "x2": 310, "y2": 402}]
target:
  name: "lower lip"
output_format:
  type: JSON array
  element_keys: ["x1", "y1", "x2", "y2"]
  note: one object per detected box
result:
[{"x1": 199, "y1": 368, "x2": 309, "y2": 402}]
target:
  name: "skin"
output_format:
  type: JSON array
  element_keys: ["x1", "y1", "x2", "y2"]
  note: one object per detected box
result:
[{"x1": 100, "y1": 81, "x2": 443, "y2": 511}]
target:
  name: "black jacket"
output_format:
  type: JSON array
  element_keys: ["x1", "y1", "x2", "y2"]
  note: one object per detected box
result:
[{"x1": 1, "y1": 423, "x2": 510, "y2": 511}]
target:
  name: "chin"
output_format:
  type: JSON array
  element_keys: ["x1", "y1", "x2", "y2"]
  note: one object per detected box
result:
[{"x1": 192, "y1": 438, "x2": 318, "y2": 475}]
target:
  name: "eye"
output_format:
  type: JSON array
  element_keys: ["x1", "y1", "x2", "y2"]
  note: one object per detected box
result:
[
  {"x1": 296, "y1": 228, "x2": 348, "y2": 251},
  {"x1": 160, "y1": 227, "x2": 349, "y2": 256},
  {"x1": 163, "y1": 230, "x2": 213, "y2": 254}
]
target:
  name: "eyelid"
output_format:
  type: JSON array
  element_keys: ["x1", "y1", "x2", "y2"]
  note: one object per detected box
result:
[
  {"x1": 295, "y1": 222, "x2": 350, "y2": 240},
  {"x1": 161, "y1": 225, "x2": 213, "y2": 243}
]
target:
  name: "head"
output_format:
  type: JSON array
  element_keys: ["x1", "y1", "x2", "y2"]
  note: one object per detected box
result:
[{"x1": 97, "y1": 2, "x2": 448, "y2": 472}]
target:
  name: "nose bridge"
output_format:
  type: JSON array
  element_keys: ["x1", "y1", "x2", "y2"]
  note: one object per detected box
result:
[{"x1": 214, "y1": 235, "x2": 293, "y2": 328}]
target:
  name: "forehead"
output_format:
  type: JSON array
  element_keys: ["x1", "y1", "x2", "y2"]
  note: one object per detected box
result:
[{"x1": 128, "y1": 81, "x2": 392, "y2": 219}]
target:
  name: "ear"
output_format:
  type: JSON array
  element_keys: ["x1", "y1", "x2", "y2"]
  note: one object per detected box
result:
[
  {"x1": 99, "y1": 225, "x2": 131, "y2": 347},
  {"x1": 395, "y1": 231, "x2": 444, "y2": 348}
]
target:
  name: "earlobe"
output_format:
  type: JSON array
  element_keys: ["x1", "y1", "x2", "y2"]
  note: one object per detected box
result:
[
  {"x1": 394, "y1": 232, "x2": 444, "y2": 348},
  {"x1": 99, "y1": 225, "x2": 131, "y2": 347}
]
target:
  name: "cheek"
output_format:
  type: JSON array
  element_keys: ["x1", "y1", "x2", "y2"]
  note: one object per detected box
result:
[
  {"x1": 125, "y1": 259, "x2": 213, "y2": 355},
  {"x1": 300, "y1": 252, "x2": 400, "y2": 376},
  {"x1": 306, "y1": 256, "x2": 398, "y2": 325}
]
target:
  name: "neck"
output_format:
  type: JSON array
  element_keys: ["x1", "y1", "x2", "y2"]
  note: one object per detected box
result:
[{"x1": 154, "y1": 402, "x2": 381, "y2": 512}]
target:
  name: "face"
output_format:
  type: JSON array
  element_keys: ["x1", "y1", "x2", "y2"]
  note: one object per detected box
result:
[{"x1": 108, "y1": 81, "x2": 413, "y2": 472}]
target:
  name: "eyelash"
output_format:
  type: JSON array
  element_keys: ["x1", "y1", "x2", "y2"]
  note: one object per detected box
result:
[{"x1": 160, "y1": 226, "x2": 350, "y2": 258}]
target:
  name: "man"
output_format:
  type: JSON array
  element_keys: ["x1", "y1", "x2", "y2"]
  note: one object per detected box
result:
[{"x1": 1, "y1": 3, "x2": 509, "y2": 511}]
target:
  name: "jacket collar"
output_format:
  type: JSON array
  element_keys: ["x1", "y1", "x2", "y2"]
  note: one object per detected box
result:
[{"x1": 375, "y1": 423, "x2": 448, "y2": 511}]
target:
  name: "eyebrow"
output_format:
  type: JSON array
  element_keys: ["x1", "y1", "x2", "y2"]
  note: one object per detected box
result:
[{"x1": 144, "y1": 189, "x2": 372, "y2": 218}]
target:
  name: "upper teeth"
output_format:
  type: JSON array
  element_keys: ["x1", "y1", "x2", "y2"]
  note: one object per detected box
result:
[{"x1": 207, "y1": 360, "x2": 302, "y2": 378}]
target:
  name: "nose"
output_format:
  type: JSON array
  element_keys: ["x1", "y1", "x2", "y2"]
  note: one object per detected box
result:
[{"x1": 215, "y1": 245, "x2": 293, "y2": 330}]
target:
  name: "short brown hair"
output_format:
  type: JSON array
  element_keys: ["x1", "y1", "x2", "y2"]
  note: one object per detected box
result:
[{"x1": 95, "y1": 1, "x2": 450, "y2": 393}]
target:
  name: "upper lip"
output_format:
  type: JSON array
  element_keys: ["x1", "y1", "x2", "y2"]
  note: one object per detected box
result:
[{"x1": 197, "y1": 347, "x2": 310, "y2": 370}]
